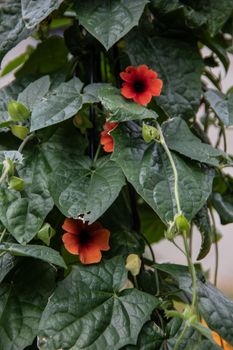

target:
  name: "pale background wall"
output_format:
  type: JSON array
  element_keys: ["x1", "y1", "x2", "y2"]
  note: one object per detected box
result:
[{"x1": 1, "y1": 39, "x2": 233, "y2": 295}]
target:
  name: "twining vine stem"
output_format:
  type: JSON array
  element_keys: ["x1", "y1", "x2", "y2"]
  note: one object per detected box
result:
[
  {"x1": 156, "y1": 122, "x2": 198, "y2": 345},
  {"x1": 18, "y1": 132, "x2": 35, "y2": 153}
]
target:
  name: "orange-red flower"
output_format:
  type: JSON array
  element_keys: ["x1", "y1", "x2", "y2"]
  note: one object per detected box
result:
[
  {"x1": 62, "y1": 218, "x2": 110, "y2": 264},
  {"x1": 202, "y1": 320, "x2": 233, "y2": 349},
  {"x1": 120, "y1": 64, "x2": 163, "y2": 105},
  {"x1": 100, "y1": 122, "x2": 118, "y2": 153}
]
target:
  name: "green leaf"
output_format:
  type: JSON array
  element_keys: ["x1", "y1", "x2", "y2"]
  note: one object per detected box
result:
[
  {"x1": 193, "y1": 206, "x2": 212, "y2": 260},
  {"x1": 227, "y1": 92, "x2": 233, "y2": 125},
  {"x1": 102, "y1": 194, "x2": 145, "y2": 257},
  {"x1": 49, "y1": 155, "x2": 125, "y2": 223},
  {"x1": 112, "y1": 123, "x2": 214, "y2": 223},
  {"x1": 38, "y1": 257, "x2": 159, "y2": 350},
  {"x1": 0, "y1": 145, "x2": 54, "y2": 244},
  {"x1": 0, "y1": 242, "x2": 66, "y2": 268},
  {"x1": 152, "y1": 0, "x2": 233, "y2": 36},
  {"x1": 212, "y1": 192, "x2": 233, "y2": 224},
  {"x1": 98, "y1": 87, "x2": 158, "y2": 122},
  {"x1": 0, "y1": 260, "x2": 56, "y2": 350},
  {"x1": 0, "y1": 252, "x2": 18, "y2": 283},
  {"x1": 17, "y1": 36, "x2": 69, "y2": 76},
  {"x1": 0, "y1": 49, "x2": 32, "y2": 77},
  {"x1": 0, "y1": 124, "x2": 86, "y2": 244},
  {"x1": 123, "y1": 321, "x2": 165, "y2": 350},
  {"x1": 30, "y1": 77, "x2": 83, "y2": 131},
  {"x1": 204, "y1": 89, "x2": 229, "y2": 126},
  {"x1": 75, "y1": 0, "x2": 148, "y2": 50},
  {"x1": 139, "y1": 203, "x2": 166, "y2": 244},
  {"x1": 0, "y1": 1, "x2": 32, "y2": 62},
  {"x1": 21, "y1": 0, "x2": 63, "y2": 29},
  {"x1": 83, "y1": 83, "x2": 111, "y2": 103},
  {"x1": 155, "y1": 263, "x2": 233, "y2": 346},
  {"x1": 0, "y1": 186, "x2": 52, "y2": 245},
  {"x1": 18, "y1": 76, "x2": 51, "y2": 110},
  {"x1": 162, "y1": 117, "x2": 231, "y2": 166},
  {"x1": 125, "y1": 33, "x2": 203, "y2": 119}
]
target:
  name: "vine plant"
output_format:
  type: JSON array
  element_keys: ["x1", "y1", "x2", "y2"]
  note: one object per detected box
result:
[{"x1": 0, "y1": 1, "x2": 233, "y2": 349}]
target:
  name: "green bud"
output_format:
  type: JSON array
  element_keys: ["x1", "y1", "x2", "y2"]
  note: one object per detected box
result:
[
  {"x1": 11, "y1": 125, "x2": 29, "y2": 140},
  {"x1": 8, "y1": 176, "x2": 25, "y2": 191},
  {"x1": 175, "y1": 213, "x2": 190, "y2": 233},
  {"x1": 73, "y1": 114, "x2": 93, "y2": 134},
  {"x1": 8, "y1": 100, "x2": 30, "y2": 121},
  {"x1": 164, "y1": 221, "x2": 178, "y2": 240},
  {"x1": 4, "y1": 158, "x2": 15, "y2": 176},
  {"x1": 37, "y1": 223, "x2": 55, "y2": 246},
  {"x1": 142, "y1": 123, "x2": 160, "y2": 143}
]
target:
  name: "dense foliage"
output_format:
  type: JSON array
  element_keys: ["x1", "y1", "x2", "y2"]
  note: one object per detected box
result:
[{"x1": 0, "y1": 1, "x2": 233, "y2": 349}]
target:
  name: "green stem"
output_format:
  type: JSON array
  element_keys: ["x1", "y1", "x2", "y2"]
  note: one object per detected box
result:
[
  {"x1": 18, "y1": 132, "x2": 35, "y2": 153},
  {"x1": 133, "y1": 275, "x2": 139, "y2": 289},
  {"x1": 93, "y1": 143, "x2": 101, "y2": 163},
  {"x1": 157, "y1": 122, "x2": 198, "y2": 320},
  {"x1": 183, "y1": 230, "x2": 197, "y2": 310},
  {"x1": 156, "y1": 122, "x2": 181, "y2": 214},
  {"x1": 173, "y1": 322, "x2": 189, "y2": 350}
]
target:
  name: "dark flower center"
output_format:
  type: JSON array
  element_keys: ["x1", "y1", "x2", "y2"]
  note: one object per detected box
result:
[
  {"x1": 79, "y1": 230, "x2": 91, "y2": 245},
  {"x1": 133, "y1": 80, "x2": 145, "y2": 93}
]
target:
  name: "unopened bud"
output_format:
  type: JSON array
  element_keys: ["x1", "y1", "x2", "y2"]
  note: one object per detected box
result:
[
  {"x1": 37, "y1": 223, "x2": 55, "y2": 246},
  {"x1": 8, "y1": 100, "x2": 30, "y2": 121},
  {"x1": 125, "y1": 254, "x2": 141, "y2": 276},
  {"x1": 164, "y1": 221, "x2": 178, "y2": 240},
  {"x1": 11, "y1": 125, "x2": 29, "y2": 140},
  {"x1": 175, "y1": 213, "x2": 190, "y2": 233},
  {"x1": 8, "y1": 176, "x2": 25, "y2": 191},
  {"x1": 142, "y1": 123, "x2": 160, "y2": 143},
  {"x1": 73, "y1": 114, "x2": 93, "y2": 134}
]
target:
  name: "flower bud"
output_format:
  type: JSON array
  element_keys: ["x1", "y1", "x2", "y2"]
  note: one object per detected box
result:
[
  {"x1": 125, "y1": 254, "x2": 141, "y2": 276},
  {"x1": 37, "y1": 223, "x2": 55, "y2": 246},
  {"x1": 3, "y1": 158, "x2": 15, "y2": 176},
  {"x1": 8, "y1": 176, "x2": 25, "y2": 191},
  {"x1": 175, "y1": 213, "x2": 190, "y2": 233},
  {"x1": 8, "y1": 100, "x2": 30, "y2": 121},
  {"x1": 73, "y1": 114, "x2": 93, "y2": 134},
  {"x1": 164, "y1": 221, "x2": 178, "y2": 240},
  {"x1": 142, "y1": 123, "x2": 160, "y2": 143},
  {"x1": 11, "y1": 125, "x2": 29, "y2": 140}
]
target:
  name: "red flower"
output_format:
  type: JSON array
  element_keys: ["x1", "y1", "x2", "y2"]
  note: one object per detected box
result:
[
  {"x1": 120, "y1": 64, "x2": 163, "y2": 105},
  {"x1": 100, "y1": 122, "x2": 118, "y2": 153},
  {"x1": 62, "y1": 218, "x2": 110, "y2": 264}
]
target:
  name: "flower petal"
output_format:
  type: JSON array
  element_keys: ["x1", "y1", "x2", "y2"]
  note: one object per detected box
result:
[
  {"x1": 88, "y1": 221, "x2": 103, "y2": 232},
  {"x1": 79, "y1": 245, "x2": 102, "y2": 264},
  {"x1": 104, "y1": 122, "x2": 118, "y2": 132},
  {"x1": 121, "y1": 83, "x2": 137, "y2": 99},
  {"x1": 62, "y1": 233, "x2": 80, "y2": 254},
  {"x1": 100, "y1": 133, "x2": 112, "y2": 145},
  {"x1": 148, "y1": 79, "x2": 163, "y2": 96},
  {"x1": 90, "y1": 229, "x2": 110, "y2": 250},
  {"x1": 62, "y1": 218, "x2": 81, "y2": 235},
  {"x1": 134, "y1": 91, "x2": 152, "y2": 105}
]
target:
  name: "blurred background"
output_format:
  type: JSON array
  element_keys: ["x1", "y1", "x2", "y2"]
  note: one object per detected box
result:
[{"x1": 1, "y1": 38, "x2": 233, "y2": 295}]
